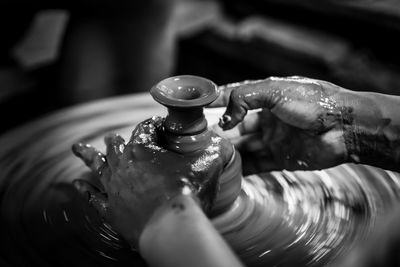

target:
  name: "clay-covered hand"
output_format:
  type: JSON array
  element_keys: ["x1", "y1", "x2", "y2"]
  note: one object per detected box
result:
[
  {"x1": 72, "y1": 116, "x2": 231, "y2": 247},
  {"x1": 209, "y1": 76, "x2": 356, "y2": 172}
]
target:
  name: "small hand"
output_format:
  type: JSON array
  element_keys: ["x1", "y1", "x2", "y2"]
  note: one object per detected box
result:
[
  {"x1": 209, "y1": 76, "x2": 353, "y2": 172},
  {"x1": 72, "y1": 116, "x2": 230, "y2": 247}
]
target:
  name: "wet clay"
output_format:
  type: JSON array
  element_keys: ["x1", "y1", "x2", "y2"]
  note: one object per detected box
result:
[{"x1": 150, "y1": 75, "x2": 243, "y2": 215}]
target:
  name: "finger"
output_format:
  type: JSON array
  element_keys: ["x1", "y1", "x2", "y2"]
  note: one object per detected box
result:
[
  {"x1": 258, "y1": 109, "x2": 279, "y2": 144},
  {"x1": 210, "y1": 112, "x2": 261, "y2": 141},
  {"x1": 219, "y1": 80, "x2": 274, "y2": 130},
  {"x1": 219, "y1": 76, "x2": 332, "y2": 130},
  {"x1": 208, "y1": 80, "x2": 263, "y2": 108},
  {"x1": 104, "y1": 133, "x2": 125, "y2": 168},
  {"x1": 235, "y1": 112, "x2": 262, "y2": 135},
  {"x1": 208, "y1": 84, "x2": 235, "y2": 108},
  {"x1": 210, "y1": 123, "x2": 240, "y2": 140},
  {"x1": 129, "y1": 116, "x2": 164, "y2": 145},
  {"x1": 73, "y1": 179, "x2": 108, "y2": 217},
  {"x1": 231, "y1": 133, "x2": 265, "y2": 152},
  {"x1": 73, "y1": 178, "x2": 103, "y2": 195},
  {"x1": 72, "y1": 143, "x2": 107, "y2": 176},
  {"x1": 78, "y1": 171, "x2": 105, "y2": 191}
]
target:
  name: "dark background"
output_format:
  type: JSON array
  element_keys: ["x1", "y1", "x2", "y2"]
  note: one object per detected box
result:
[{"x1": 2, "y1": 0, "x2": 400, "y2": 134}]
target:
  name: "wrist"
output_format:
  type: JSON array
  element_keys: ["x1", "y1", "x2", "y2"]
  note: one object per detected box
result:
[
  {"x1": 136, "y1": 194, "x2": 199, "y2": 249},
  {"x1": 138, "y1": 193, "x2": 244, "y2": 267},
  {"x1": 341, "y1": 91, "x2": 400, "y2": 170},
  {"x1": 340, "y1": 90, "x2": 376, "y2": 164}
]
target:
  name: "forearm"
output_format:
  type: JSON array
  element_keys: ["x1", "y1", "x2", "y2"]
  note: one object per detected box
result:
[
  {"x1": 341, "y1": 90, "x2": 400, "y2": 171},
  {"x1": 139, "y1": 194, "x2": 244, "y2": 267}
]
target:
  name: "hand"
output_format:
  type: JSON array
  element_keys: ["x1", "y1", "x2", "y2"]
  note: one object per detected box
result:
[
  {"x1": 209, "y1": 76, "x2": 354, "y2": 172},
  {"x1": 72, "y1": 116, "x2": 230, "y2": 247}
]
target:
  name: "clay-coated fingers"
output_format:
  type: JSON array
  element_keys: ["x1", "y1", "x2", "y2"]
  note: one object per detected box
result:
[
  {"x1": 129, "y1": 116, "x2": 163, "y2": 145},
  {"x1": 104, "y1": 133, "x2": 125, "y2": 168},
  {"x1": 208, "y1": 84, "x2": 236, "y2": 108},
  {"x1": 72, "y1": 143, "x2": 107, "y2": 176},
  {"x1": 234, "y1": 111, "x2": 262, "y2": 135},
  {"x1": 219, "y1": 81, "x2": 275, "y2": 130},
  {"x1": 216, "y1": 76, "x2": 333, "y2": 130},
  {"x1": 208, "y1": 80, "x2": 264, "y2": 108},
  {"x1": 211, "y1": 112, "x2": 262, "y2": 140},
  {"x1": 73, "y1": 179, "x2": 108, "y2": 217},
  {"x1": 231, "y1": 133, "x2": 265, "y2": 153}
]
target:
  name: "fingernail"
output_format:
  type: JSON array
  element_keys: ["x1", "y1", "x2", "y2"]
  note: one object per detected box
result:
[
  {"x1": 218, "y1": 115, "x2": 232, "y2": 129},
  {"x1": 72, "y1": 180, "x2": 90, "y2": 198},
  {"x1": 87, "y1": 191, "x2": 94, "y2": 201},
  {"x1": 72, "y1": 143, "x2": 84, "y2": 157},
  {"x1": 104, "y1": 133, "x2": 117, "y2": 144},
  {"x1": 72, "y1": 179, "x2": 84, "y2": 191}
]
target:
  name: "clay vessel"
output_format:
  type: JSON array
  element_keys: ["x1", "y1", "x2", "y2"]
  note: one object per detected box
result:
[{"x1": 150, "y1": 75, "x2": 242, "y2": 215}]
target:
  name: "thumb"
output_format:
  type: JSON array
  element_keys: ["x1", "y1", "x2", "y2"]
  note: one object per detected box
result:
[
  {"x1": 129, "y1": 116, "x2": 164, "y2": 146},
  {"x1": 73, "y1": 179, "x2": 108, "y2": 218}
]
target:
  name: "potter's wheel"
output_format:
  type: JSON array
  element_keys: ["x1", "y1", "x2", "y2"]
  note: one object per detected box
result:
[{"x1": 1, "y1": 93, "x2": 400, "y2": 266}]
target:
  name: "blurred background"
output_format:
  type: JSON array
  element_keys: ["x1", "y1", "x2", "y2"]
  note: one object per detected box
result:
[{"x1": 1, "y1": 0, "x2": 400, "y2": 134}]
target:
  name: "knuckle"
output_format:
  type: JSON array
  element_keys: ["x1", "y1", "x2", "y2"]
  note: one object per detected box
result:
[
  {"x1": 230, "y1": 89, "x2": 243, "y2": 103},
  {"x1": 217, "y1": 85, "x2": 227, "y2": 93},
  {"x1": 105, "y1": 133, "x2": 124, "y2": 145}
]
